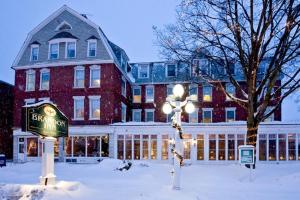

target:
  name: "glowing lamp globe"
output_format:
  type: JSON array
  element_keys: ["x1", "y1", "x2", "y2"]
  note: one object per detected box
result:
[
  {"x1": 185, "y1": 101, "x2": 195, "y2": 114},
  {"x1": 162, "y1": 102, "x2": 172, "y2": 114},
  {"x1": 173, "y1": 84, "x2": 184, "y2": 98}
]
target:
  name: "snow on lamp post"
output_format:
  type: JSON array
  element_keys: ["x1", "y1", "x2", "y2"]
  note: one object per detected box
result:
[{"x1": 162, "y1": 84, "x2": 195, "y2": 190}]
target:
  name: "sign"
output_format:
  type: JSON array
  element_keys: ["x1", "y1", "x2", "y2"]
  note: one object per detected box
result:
[
  {"x1": 239, "y1": 145, "x2": 255, "y2": 165},
  {"x1": 22, "y1": 102, "x2": 68, "y2": 138}
]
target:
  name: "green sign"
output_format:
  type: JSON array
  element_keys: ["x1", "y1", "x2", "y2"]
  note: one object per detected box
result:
[
  {"x1": 22, "y1": 102, "x2": 68, "y2": 138},
  {"x1": 239, "y1": 145, "x2": 254, "y2": 165}
]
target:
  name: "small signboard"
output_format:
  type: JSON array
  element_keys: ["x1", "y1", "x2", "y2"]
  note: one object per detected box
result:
[
  {"x1": 22, "y1": 102, "x2": 68, "y2": 138},
  {"x1": 238, "y1": 145, "x2": 255, "y2": 165}
]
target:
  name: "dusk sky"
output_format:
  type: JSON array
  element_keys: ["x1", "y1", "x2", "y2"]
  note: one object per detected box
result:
[{"x1": 0, "y1": 0, "x2": 298, "y2": 121}]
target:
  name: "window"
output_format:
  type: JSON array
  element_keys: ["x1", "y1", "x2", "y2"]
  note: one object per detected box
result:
[
  {"x1": 146, "y1": 85, "x2": 154, "y2": 102},
  {"x1": 209, "y1": 134, "x2": 216, "y2": 160},
  {"x1": 142, "y1": 135, "x2": 149, "y2": 159},
  {"x1": 40, "y1": 69, "x2": 50, "y2": 90},
  {"x1": 121, "y1": 77, "x2": 126, "y2": 97},
  {"x1": 121, "y1": 103, "x2": 126, "y2": 122},
  {"x1": 197, "y1": 135, "x2": 204, "y2": 160},
  {"x1": 145, "y1": 109, "x2": 154, "y2": 122},
  {"x1": 87, "y1": 136, "x2": 100, "y2": 157},
  {"x1": 166, "y1": 64, "x2": 176, "y2": 77},
  {"x1": 134, "y1": 135, "x2": 141, "y2": 160},
  {"x1": 66, "y1": 42, "x2": 76, "y2": 58},
  {"x1": 64, "y1": 137, "x2": 72, "y2": 157},
  {"x1": 101, "y1": 135, "x2": 109, "y2": 157},
  {"x1": 192, "y1": 59, "x2": 211, "y2": 76},
  {"x1": 269, "y1": 134, "x2": 277, "y2": 161},
  {"x1": 161, "y1": 135, "x2": 169, "y2": 160},
  {"x1": 166, "y1": 111, "x2": 174, "y2": 123},
  {"x1": 132, "y1": 109, "x2": 141, "y2": 122},
  {"x1": 288, "y1": 134, "x2": 296, "y2": 160},
  {"x1": 74, "y1": 66, "x2": 85, "y2": 88},
  {"x1": 203, "y1": 86, "x2": 212, "y2": 102},
  {"x1": 125, "y1": 135, "x2": 132, "y2": 159},
  {"x1": 117, "y1": 135, "x2": 124, "y2": 159},
  {"x1": 27, "y1": 138, "x2": 38, "y2": 157},
  {"x1": 167, "y1": 85, "x2": 173, "y2": 97},
  {"x1": 73, "y1": 136, "x2": 86, "y2": 157},
  {"x1": 150, "y1": 135, "x2": 157, "y2": 159},
  {"x1": 189, "y1": 84, "x2": 198, "y2": 101},
  {"x1": 26, "y1": 70, "x2": 35, "y2": 91},
  {"x1": 89, "y1": 65, "x2": 100, "y2": 88},
  {"x1": 30, "y1": 45, "x2": 39, "y2": 61},
  {"x1": 278, "y1": 134, "x2": 286, "y2": 160},
  {"x1": 138, "y1": 64, "x2": 149, "y2": 78},
  {"x1": 202, "y1": 108, "x2": 212, "y2": 123},
  {"x1": 24, "y1": 98, "x2": 35, "y2": 105},
  {"x1": 73, "y1": 96, "x2": 84, "y2": 120},
  {"x1": 226, "y1": 83, "x2": 235, "y2": 101},
  {"x1": 89, "y1": 96, "x2": 100, "y2": 119},
  {"x1": 87, "y1": 40, "x2": 97, "y2": 57},
  {"x1": 189, "y1": 109, "x2": 198, "y2": 123},
  {"x1": 264, "y1": 107, "x2": 275, "y2": 122},
  {"x1": 228, "y1": 134, "x2": 235, "y2": 160},
  {"x1": 56, "y1": 21, "x2": 72, "y2": 31},
  {"x1": 259, "y1": 134, "x2": 267, "y2": 161},
  {"x1": 218, "y1": 134, "x2": 225, "y2": 160},
  {"x1": 49, "y1": 43, "x2": 59, "y2": 59},
  {"x1": 183, "y1": 134, "x2": 192, "y2": 160},
  {"x1": 133, "y1": 87, "x2": 141, "y2": 103},
  {"x1": 226, "y1": 108, "x2": 236, "y2": 122}
]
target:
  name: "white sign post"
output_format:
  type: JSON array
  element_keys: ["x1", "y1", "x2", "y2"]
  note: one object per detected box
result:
[
  {"x1": 239, "y1": 145, "x2": 255, "y2": 182},
  {"x1": 40, "y1": 137, "x2": 56, "y2": 185}
]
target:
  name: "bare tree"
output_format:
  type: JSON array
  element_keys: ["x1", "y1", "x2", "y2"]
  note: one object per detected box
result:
[{"x1": 155, "y1": 0, "x2": 300, "y2": 155}]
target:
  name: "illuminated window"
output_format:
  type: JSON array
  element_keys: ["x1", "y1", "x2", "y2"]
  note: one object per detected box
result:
[
  {"x1": 228, "y1": 134, "x2": 235, "y2": 160},
  {"x1": 197, "y1": 134, "x2": 204, "y2": 160},
  {"x1": 189, "y1": 84, "x2": 198, "y2": 101},
  {"x1": 87, "y1": 40, "x2": 97, "y2": 57},
  {"x1": 66, "y1": 42, "x2": 76, "y2": 58},
  {"x1": 117, "y1": 135, "x2": 124, "y2": 159},
  {"x1": 132, "y1": 109, "x2": 141, "y2": 122},
  {"x1": 73, "y1": 136, "x2": 86, "y2": 157},
  {"x1": 202, "y1": 108, "x2": 212, "y2": 123},
  {"x1": 26, "y1": 70, "x2": 35, "y2": 91},
  {"x1": 125, "y1": 135, "x2": 132, "y2": 160},
  {"x1": 142, "y1": 135, "x2": 149, "y2": 159},
  {"x1": 150, "y1": 135, "x2": 157, "y2": 159},
  {"x1": 49, "y1": 43, "x2": 59, "y2": 59},
  {"x1": 279, "y1": 134, "x2": 286, "y2": 161},
  {"x1": 90, "y1": 65, "x2": 100, "y2": 88},
  {"x1": 288, "y1": 134, "x2": 296, "y2": 160},
  {"x1": 73, "y1": 96, "x2": 84, "y2": 120},
  {"x1": 87, "y1": 136, "x2": 100, "y2": 157},
  {"x1": 134, "y1": 135, "x2": 140, "y2": 160},
  {"x1": 27, "y1": 138, "x2": 38, "y2": 157},
  {"x1": 161, "y1": 135, "x2": 169, "y2": 160},
  {"x1": 183, "y1": 134, "x2": 192, "y2": 160},
  {"x1": 146, "y1": 85, "x2": 154, "y2": 102},
  {"x1": 259, "y1": 134, "x2": 267, "y2": 161},
  {"x1": 268, "y1": 134, "x2": 277, "y2": 161},
  {"x1": 133, "y1": 87, "x2": 141, "y2": 103},
  {"x1": 218, "y1": 134, "x2": 225, "y2": 160},
  {"x1": 203, "y1": 86, "x2": 212, "y2": 102},
  {"x1": 138, "y1": 64, "x2": 149, "y2": 78},
  {"x1": 189, "y1": 109, "x2": 198, "y2": 123},
  {"x1": 226, "y1": 108, "x2": 236, "y2": 122},
  {"x1": 40, "y1": 69, "x2": 50, "y2": 90},
  {"x1": 74, "y1": 66, "x2": 85, "y2": 88},
  {"x1": 101, "y1": 135, "x2": 109, "y2": 157},
  {"x1": 225, "y1": 83, "x2": 235, "y2": 101},
  {"x1": 89, "y1": 96, "x2": 100, "y2": 119},
  {"x1": 64, "y1": 137, "x2": 72, "y2": 157},
  {"x1": 209, "y1": 134, "x2": 216, "y2": 160}
]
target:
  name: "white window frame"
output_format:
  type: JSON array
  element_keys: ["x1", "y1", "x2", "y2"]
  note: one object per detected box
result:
[
  {"x1": 48, "y1": 42, "x2": 59, "y2": 60},
  {"x1": 202, "y1": 108, "x2": 213, "y2": 123},
  {"x1": 38, "y1": 97, "x2": 50, "y2": 102},
  {"x1": 132, "y1": 86, "x2": 141, "y2": 103},
  {"x1": 138, "y1": 64, "x2": 150, "y2": 78},
  {"x1": 25, "y1": 69, "x2": 35, "y2": 92},
  {"x1": 145, "y1": 85, "x2": 154, "y2": 103},
  {"x1": 225, "y1": 107, "x2": 236, "y2": 122},
  {"x1": 132, "y1": 109, "x2": 142, "y2": 122},
  {"x1": 65, "y1": 41, "x2": 76, "y2": 58},
  {"x1": 121, "y1": 76, "x2": 126, "y2": 97},
  {"x1": 74, "y1": 66, "x2": 85, "y2": 88},
  {"x1": 167, "y1": 84, "x2": 174, "y2": 97},
  {"x1": 121, "y1": 103, "x2": 127, "y2": 122},
  {"x1": 225, "y1": 83, "x2": 235, "y2": 101},
  {"x1": 87, "y1": 39, "x2": 97, "y2": 57},
  {"x1": 189, "y1": 84, "x2": 198, "y2": 101},
  {"x1": 88, "y1": 96, "x2": 101, "y2": 120},
  {"x1": 30, "y1": 44, "x2": 39, "y2": 61},
  {"x1": 264, "y1": 106, "x2": 275, "y2": 122},
  {"x1": 203, "y1": 85, "x2": 212, "y2": 102},
  {"x1": 89, "y1": 65, "x2": 101, "y2": 88},
  {"x1": 73, "y1": 96, "x2": 85, "y2": 120},
  {"x1": 145, "y1": 109, "x2": 155, "y2": 122},
  {"x1": 165, "y1": 63, "x2": 177, "y2": 77},
  {"x1": 24, "y1": 98, "x2": 35, "y2": 105},
  {"x1": 39, "y1": 68, "x2": 50, "y2": 91},
  {"x1": 189, "y1": 108, "x2": 199, "y2": 123}
]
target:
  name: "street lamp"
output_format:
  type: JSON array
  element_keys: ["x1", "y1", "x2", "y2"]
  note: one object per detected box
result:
[{"x1": 162, "y1": 84, "x2": 195, "y2": 190}]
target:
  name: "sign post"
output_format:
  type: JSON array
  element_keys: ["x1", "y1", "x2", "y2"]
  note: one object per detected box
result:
[
  {"x1": 238, "y1": 145, "x2": 255, "y2": 182},
  {"x1": 22, "y1": 101, "x2": 68, "y2": 185}
]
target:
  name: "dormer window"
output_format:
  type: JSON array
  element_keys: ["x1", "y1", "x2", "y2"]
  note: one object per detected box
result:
[
  {"x1": 166, "y1": 64, "x2": 176, "y2": 77},
  {"x1": 87, "y1": 40, "x2": 97, "y2": 57},
  {"x1": 66, "y1": 42, "x2": 76, "y2": 58},
  {"x1": 138, "y1": 64, "x2": 149, "y2": 78},
  {"x1": 49, "y1": 43, "x2": 59, "y2": 59},
  {"x1": 55, "y1": 21, "x2": 72, "y2": 31},
  {"x1": 30, "y1": 45, "x2": 39, "y2": 61}
]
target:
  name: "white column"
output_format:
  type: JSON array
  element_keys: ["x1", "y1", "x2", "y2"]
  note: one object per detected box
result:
[
  {"x1": 114, "y1": 134, "x2": 118, "y2": 159},
  {"x1": 286, "y1": 134, "x2": 289, "y2": 162},
  {"x1": 276, "y1": 134, "x2": 279, "y2": 161},
  {"x1": 225, "y1": 134, "x2": 228, "y2": 161},
  {"x1": 204, "y1": 134, "x2": 209, "y2": 161},
  {"x1": 157, "y1": 135, "x2": 162, "y2": 160},
  {"x1": 234, "y1": 134, "x2": 237, "y2": 161},
  {"x1": 40, "y1": 137, "x2": 56, "y2": 185},
  {"x1": 266, "y1": 134, "x2": 269, "y2": 161},
  {"x1": 216, "y1": 134, "x2": 219, "y2": 161},
  {"x1": 296, "y1": 134, "x2": 299, "y2": 161}
]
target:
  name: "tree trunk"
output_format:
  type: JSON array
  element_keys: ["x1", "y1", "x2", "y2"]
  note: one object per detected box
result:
[{"x1": 246, "y1": 119, "x2": 258, "y2": 169}]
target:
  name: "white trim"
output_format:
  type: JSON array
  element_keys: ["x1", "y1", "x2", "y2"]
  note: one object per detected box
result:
[
  {"x1": 55, "y1": 20, "x2": 72, "y2": 31},
  {"x1": 87, "y1": 39, "x2": 97, "y2": 57},
  {"x1": 89, "y1": 65, "x2": 101, "y2": 88},
  {"x1": 30, "y1": 44, "x2": 39, "y2": 61},
  {"x1": 48, "y1": 43, "x2": 59, "y2": 60},
  {"x1": 38, "y1": 97, "x2": 50, "y2": 102},
  {"x1": 73, "y1": 96, "x2": 85, "y2": 120},
  {"x1": 138, "y1": 64, "x2": 150, "y2": 79},
  {"x1": 25, "y1": 69, "x2": 36, "y2": 92},
  {"x1": 65, "y1": 41, "x2": 76, "y2": 59},
  {"x1": 202, "y1": 108, "x2": 213, "y2": 123},
  {"x1": 39, "y1": 68, "x2": 50, "y2": 91},
  {"x1": 121, "y1": 76, "x2": 126, "y2": 97},
  {"x1": 132, "y1": 109, "x2": 142, "y2": 122},
  {"x1": 88, "y1": 96, "x2": 101, "y2": 120},
  {"x1": 12, "y1": 59, "x2": 114, "y2": 70},
  {"x1": 121, "y1": 103, "x2": 127, "y2": 122},
  {"x1": 165, "y1": 63, "x2": 177, "y2": 77},
  {"x1": 24, "y1": 98, "x2": 35, "y2": 105},
  {"x1": 145, "y1": 109, "x2": 155, "y2": 122},
  {"x1": 225, "y1": 107, "x2": 236, "y2": 122},
  {"x1": 145, "y1": 85, "x2": 154, "y2": 103},
  {"x1": 74, "y1": 66, "x2": 85, "y2": 88}
]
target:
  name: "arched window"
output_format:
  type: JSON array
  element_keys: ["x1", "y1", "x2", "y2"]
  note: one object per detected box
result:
[{"x1": 55, "y1": 21, "x2": 72, "y2": 31}]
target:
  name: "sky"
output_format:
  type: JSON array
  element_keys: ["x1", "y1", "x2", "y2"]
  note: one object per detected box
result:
[{"x1": 0, "y1": 0, "x2": 299, "y2": 121}]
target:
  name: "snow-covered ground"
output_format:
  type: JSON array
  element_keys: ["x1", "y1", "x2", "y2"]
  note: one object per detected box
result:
[{"x1": 0, "y1": 160, "x2": 300, "y2": 200}]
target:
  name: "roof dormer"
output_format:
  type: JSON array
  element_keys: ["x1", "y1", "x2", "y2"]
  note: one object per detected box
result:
[{"x1": 55, "y1": 21, "x2": 72, "y2": 31}]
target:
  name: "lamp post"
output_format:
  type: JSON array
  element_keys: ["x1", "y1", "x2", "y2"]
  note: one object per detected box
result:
[{"x1": 162, "y1": 84, "x2": 195, "y2": 190}]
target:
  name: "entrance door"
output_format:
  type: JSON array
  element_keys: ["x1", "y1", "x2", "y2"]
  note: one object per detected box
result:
[{"x1": 18, "y1": 137, "x2": 25, "y2": 162}]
